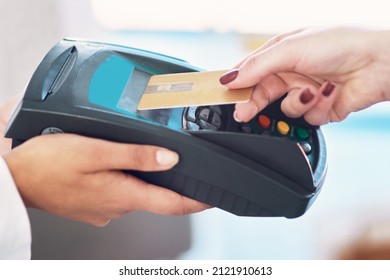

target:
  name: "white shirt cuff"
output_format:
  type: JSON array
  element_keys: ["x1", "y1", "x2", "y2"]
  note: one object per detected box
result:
[{"x1": 0, "y1": 156, "x2": 31, "y2": 259}]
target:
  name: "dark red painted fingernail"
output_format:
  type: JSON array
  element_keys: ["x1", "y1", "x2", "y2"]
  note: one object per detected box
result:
[
  {"x1": 219, "y1": 69, "x2": 239, "y2": 85},
  {"x1": 322, "y1": 81, "x2": 335, "y2": 97},
  {"x1": 299, "y1": 88, "x2": 314, "y2": 104}
]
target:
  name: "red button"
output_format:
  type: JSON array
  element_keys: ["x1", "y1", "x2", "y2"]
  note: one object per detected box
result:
[{"x1": 258, "y1": 115, "x2": 271, "y2": 129}]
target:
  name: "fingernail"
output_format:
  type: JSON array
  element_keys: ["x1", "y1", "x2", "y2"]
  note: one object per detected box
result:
[
  {"x1": 322, "y1": 81, "x2": 335, "y2": 97},
  {"x1": 219, "y1": 69, "x2": 239, "y2": 85},
  {"x1": 156, "y1": 149, "x2": 179, "y2": 166},
  {"x1": 233, "y1": 110, "x2": 242, "y2": 123},
  {"x1": 300, "y1": 88, "x2": 314, "y2": 104}
]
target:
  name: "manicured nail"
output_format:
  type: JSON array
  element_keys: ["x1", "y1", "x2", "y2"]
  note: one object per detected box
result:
[
  {"x1": 156, "y1": 149, "x2": 179, "y2": 166},
  {"x1": 322, "y1": 81, "x2": 335, "y2": 97},
  {"x1": 219, "y1": 69, "x2": 239, "y2": 85},
  {"x1": 300, "y1": 88, "x2": 314, "y2": 104},
  {"x1": 233, "y1": 110, "x2": 242, "y2": 123}
]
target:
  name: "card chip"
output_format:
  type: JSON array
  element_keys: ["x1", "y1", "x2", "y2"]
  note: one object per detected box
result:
[{"x1": 145, "y1": 83, "x2": 193, "y2": 94}]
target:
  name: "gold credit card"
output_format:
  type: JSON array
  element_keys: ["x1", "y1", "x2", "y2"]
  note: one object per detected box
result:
[{"x1": 137, "y1": 70, "x2": 252, "y2": 110}]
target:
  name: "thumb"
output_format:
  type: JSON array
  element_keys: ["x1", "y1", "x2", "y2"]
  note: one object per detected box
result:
[{"x1": 87, "y1": 141, "x2": 180, "y2": 172}]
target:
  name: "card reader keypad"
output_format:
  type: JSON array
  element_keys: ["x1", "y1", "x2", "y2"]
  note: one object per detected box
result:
[
  {"x1": 184, "y1": 106, "x2": 223, "y2": 131},
  {"x1": 240, "y1": 113, "x2": 316, "y2": 166},
  {"x1": 184, "y1": 105, "x2": 315, "y2": 165}
]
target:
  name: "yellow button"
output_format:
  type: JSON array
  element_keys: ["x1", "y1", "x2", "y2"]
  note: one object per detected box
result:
[{"x1": 277, "y1": 121, "x2": 290, "y2": 135}]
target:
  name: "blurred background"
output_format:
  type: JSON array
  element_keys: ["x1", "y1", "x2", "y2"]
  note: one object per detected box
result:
[{"x1": 1, "y1": 0, "x2": 390, "y2": 259}]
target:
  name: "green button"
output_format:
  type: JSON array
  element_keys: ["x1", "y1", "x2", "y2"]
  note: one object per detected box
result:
[{"x1": 296, "y1": 127, "x2": 309, "y2": 140}]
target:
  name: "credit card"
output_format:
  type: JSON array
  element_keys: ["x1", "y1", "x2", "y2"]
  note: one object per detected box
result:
[{"x1": 137, "y1": 70, "x2": 252, "y2": 110}]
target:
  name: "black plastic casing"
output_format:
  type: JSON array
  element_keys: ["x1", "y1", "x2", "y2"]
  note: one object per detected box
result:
[{"x1": 5, "y1": 39, "x2": 327, "y2": 218}]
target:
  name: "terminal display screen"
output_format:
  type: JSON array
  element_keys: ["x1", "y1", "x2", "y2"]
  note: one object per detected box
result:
[{"x1": 88, "y1": 54, "x2": 172, "y2": 125}]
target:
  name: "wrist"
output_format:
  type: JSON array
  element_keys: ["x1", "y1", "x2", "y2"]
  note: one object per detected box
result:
[{"x1": 371, "y1": 29, "x2": 390, "y2": 101}]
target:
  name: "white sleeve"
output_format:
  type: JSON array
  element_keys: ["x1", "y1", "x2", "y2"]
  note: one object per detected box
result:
[{"x1": 0, "y1": 156, "x2": 31, "y2": 259}]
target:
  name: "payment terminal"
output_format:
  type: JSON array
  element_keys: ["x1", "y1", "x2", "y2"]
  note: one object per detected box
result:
[{"x1": 5, "y1": 39, "x2": 327, "y2": 218}]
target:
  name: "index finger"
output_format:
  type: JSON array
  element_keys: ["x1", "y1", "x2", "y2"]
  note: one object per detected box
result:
[
  {"x1": 233, "y1": 28, "x2": 305, "y2": 69},
  {"x1": 235, "y1": 48, "x2": 298, "y2": 89}
]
